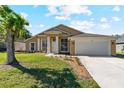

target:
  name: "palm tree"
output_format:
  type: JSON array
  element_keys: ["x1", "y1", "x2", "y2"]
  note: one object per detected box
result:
[{"x1": 0, "y1": 5, "x2": 29, "y2": 65}]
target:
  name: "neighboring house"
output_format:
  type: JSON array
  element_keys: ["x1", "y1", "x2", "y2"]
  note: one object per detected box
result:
[
  {"x1": 15, "y1": 42, "x2": 26, "y2": 52},
  {"x1": 25, "y1": 24, "x2": 116, "y2": 56},
  {"x1": 0, "y1": 34, "x2": 6, "y2": 51},
  {"x1": 116, "y1": 35, "x2": 124, "y2": 52},
  {"x1": 0, "y1": 41, "x2": 26, "y2": 52},
  {"x1": 0, "y1": 42, "x2": 6, "y2": 51}
]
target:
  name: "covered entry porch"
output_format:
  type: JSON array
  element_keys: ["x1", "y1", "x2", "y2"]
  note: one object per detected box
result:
[{"x1": 36, "y1": 31, "x2": 70, "y2": 54}]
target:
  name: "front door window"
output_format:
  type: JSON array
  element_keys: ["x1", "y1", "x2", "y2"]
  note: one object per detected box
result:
[{"x1": 60, "y1": 38, "x2": 68, "y2": 52}]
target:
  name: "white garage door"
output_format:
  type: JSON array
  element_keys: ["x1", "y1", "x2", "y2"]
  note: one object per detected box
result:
[{"x1": 75, "y1": 39, "x2": 111, "y2": 56}]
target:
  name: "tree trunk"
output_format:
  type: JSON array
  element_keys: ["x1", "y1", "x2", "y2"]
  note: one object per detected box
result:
[{"x1": 6, "y1": 30, "x2": 18, "y2": 65}]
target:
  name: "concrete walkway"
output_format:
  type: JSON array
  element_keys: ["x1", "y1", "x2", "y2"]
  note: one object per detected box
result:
[{"x1": 78, "y1": 56, "x2": 124, "y2": 88}]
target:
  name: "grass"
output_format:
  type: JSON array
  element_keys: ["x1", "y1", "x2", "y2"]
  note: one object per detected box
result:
[{"x1": 0, "y1": 52, "x2": 99, "y2": 88}]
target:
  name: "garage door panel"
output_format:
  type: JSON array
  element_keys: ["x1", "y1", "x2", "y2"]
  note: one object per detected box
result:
[{"x1": 75, "y1": 39, "x2": 110, "y2": 56}]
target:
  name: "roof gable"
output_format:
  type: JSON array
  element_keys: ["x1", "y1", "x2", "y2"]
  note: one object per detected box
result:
[{"x1": 38, "y1": 24, "x2": 83, "y2": 36}]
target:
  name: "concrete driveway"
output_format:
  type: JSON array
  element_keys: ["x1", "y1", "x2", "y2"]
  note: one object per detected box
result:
[{"x1": 78, "y1": 56, "x2": 124, "y2": 88}]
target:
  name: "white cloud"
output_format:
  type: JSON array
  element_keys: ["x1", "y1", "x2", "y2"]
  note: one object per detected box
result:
[
  {"x1": 70, "y1": 20, "x2": 95, "y2": 30},
  {"x1": 113, "y1": 6, "x2": 120, "y2": 12},
  {"x1": 46, "y1": 5, "x2": 92, "y2": 20},
  {"x1": 99, "y1": 17, "x2": 111, "y2": 29},
  {"x1": 46, "y1": 6, "x2": 58, "y2": 16},
  {"x1": 60, "y1": 6, "x2": 92, "y2": 16},
  {"x1": 70, "y1": 18, "x2": 111, "y2": 31},
  {"x1": 98, "y1": 22, "x2": 110, "y2": 29},
  {"x1": 20, "y1": 12, "x2": 28, "y2": 18},
  {"x1": 33, "y1": 5, "x2": 39, "y2": 8},
  {"x1": 100, "y1": 17, "x2": 108, "y2": 23},
  {"x1": 55, "y1": 15, "x2": 69, "y2": 20},
  {"x1": 39, "y1": 24, "x2": 44, "y2": 28},
  {"x1": 112, "y1": 16, "x2": 121, "y2": 21}
]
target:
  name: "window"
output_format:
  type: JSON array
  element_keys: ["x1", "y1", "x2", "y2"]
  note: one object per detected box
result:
[
  {"x1": 60, "y1": 38, "x2": 68, "y2": 52},
  {"x1": 30, "y1": 43, "x2": 35, "y2": 51}
]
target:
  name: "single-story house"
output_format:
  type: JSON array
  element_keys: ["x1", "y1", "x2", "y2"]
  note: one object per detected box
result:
[
  {"x1": 116, "y1": 35, "x2": 124, "y2": 52},
  {"x1": 25, "y1": 24, "x2": 116, "y2": 56}
]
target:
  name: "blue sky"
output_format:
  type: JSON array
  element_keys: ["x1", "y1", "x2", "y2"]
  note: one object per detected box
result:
[{"x1": 10, "y1": 5, "x2": 124, "y2": 36}]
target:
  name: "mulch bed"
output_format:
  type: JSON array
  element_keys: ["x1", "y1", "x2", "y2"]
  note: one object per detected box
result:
[
  {"x1": 53, "y1": 55, "x2": 92, "y2": 80},
  {"x1": 67, "y1": 57, "x2": 92, "y2": 80}
]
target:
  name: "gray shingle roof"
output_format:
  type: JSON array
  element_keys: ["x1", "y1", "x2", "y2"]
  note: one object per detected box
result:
[{"x1": 70, "y1": 33, "x2": 115, "y2": 38}]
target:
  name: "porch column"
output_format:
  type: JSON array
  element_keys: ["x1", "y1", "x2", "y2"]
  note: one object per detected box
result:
[
  {"x1": 56, "y1": 36, "x2": 59, "y2": 53},
  {"x1": 37, "y1": 38, "x2": 40, "y2": 51},
  {"x1": 41, "y1": 39, "x2": 42, "y2": 51},
  {"x1": 47, "y1": 36, "x2": 51, "y2": 54}
]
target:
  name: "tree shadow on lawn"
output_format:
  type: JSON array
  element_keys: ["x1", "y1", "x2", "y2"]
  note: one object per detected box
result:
[{"x1": 11, "y1": 63, "x2": 81, "y2": 88}]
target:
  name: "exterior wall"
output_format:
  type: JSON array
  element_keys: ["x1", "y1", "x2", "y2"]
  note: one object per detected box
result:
[
  {"x1": 70, "y1": 40, "x2": 75, "y2": 55},
  {"x1": 116, "y1": 44, "x2": 124, "y2": 52},
  {"x1": 25, "y1": 35, "x2": 116, "y2": 56},
  {"x1": 25, "y1": 37, "x2": 38, "y2": 52},
  {"x1": 15, "y1": 42, "x2": 25, "y2": 51},
  {"x1": 111, "y1": 40, "x2": 116, "y2": 56},
  {"x1": 70, "y1": 37, "x2": 114, "y2": 56}
]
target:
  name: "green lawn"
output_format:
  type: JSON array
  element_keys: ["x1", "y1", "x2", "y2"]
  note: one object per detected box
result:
[{"x1": 0, "y1": 53, "x2": 99, "y2": 88}]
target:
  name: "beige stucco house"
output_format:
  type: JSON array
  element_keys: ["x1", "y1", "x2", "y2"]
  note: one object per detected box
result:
[{"x1": 25, "y1": 24, "x2": 116, "y2": 56}]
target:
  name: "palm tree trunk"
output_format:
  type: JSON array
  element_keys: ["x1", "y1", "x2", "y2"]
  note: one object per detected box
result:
[{"x1": 6, "y1": 30, "x2": 18, "y2": 65}]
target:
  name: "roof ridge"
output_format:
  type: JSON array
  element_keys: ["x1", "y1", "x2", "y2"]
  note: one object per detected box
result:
[{"x1": 57, "y1": 24, "x2": 83, "y2": 33}]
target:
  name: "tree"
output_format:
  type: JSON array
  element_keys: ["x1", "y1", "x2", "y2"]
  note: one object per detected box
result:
[
  {"x1": 15, "y1": 29, "x2": 32, "y2": 42},
  {"x1": 0, "y1": 5, "x2": 29, "y2": 65}
]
